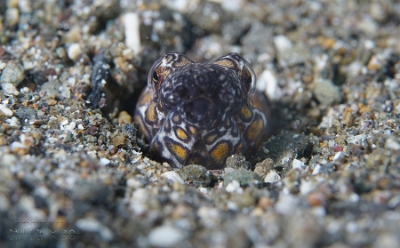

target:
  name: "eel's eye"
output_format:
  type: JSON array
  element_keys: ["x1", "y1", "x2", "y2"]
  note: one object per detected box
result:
[
  {"x1": 241, "y1": 68, "x2": 253, "y2": 94},
  {"x1": 152, "y1": 70, "x2": 159, "y2": 83}
]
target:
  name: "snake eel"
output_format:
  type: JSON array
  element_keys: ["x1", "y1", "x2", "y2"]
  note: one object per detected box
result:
[{"x1": 134, "y1": 53, "x2": 269, "y2": 169}]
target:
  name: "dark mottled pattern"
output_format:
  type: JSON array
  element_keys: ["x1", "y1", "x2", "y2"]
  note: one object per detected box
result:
[{"x1": 135, "y1": 53, "x2": 269, "y2": 169}]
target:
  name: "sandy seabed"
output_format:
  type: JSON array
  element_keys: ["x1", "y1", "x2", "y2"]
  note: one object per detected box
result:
[{"x1": 1, "y1": 0, "x2": 400, "y2": 247}]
